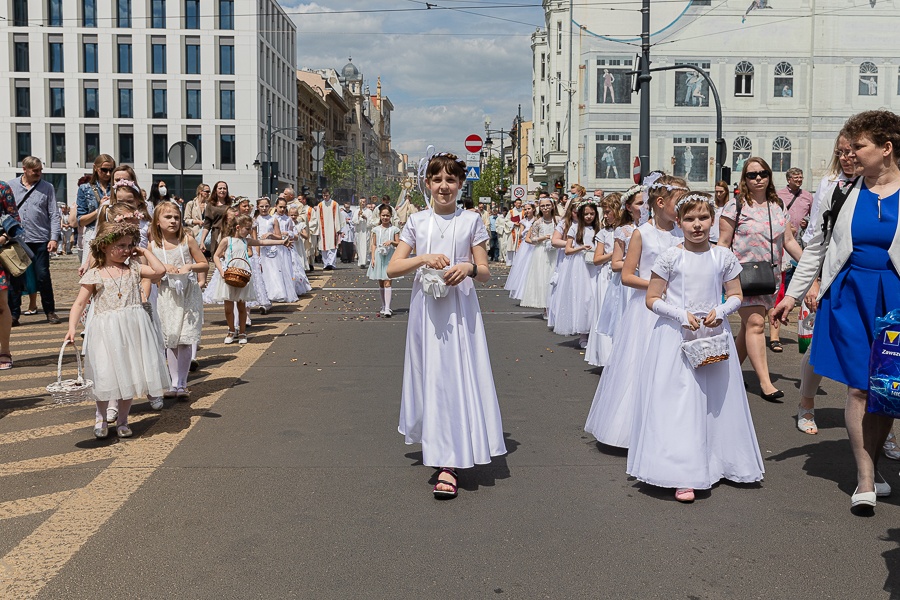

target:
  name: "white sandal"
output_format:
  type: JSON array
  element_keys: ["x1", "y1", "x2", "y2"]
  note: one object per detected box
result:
[{"x1": 796, "y1": 406, "x2": 817, "y2": 435}]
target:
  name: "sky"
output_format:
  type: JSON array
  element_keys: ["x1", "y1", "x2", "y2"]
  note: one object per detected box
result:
[{"x1": 281, "y1": 1, "x2": 546, "y2": 162}]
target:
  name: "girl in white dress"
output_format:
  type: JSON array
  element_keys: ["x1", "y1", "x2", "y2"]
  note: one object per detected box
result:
[
  {"x1": 212, "y1": 215, "x2": 290, "y2": 345},
  {"x1": 368, "y1": 204, "x2": 401, "y2": 317},
  {"x1": 274, "y1": 198, "x2": 311, "y2": 296},
  {"x1": 627, "y1": 193, "x2": 764, "y2": 502},
  {"x1": 254, "y1": 199, "x2": 297, "y2": 303},
  {"x1": 238, "y1": 199, "x2": 271, "y2": 316},
  {"x1": 518, "y1": 197, "x2": 558, "y2": 310},
  {"x1": 546, "y1": 201, "x2": 577, "y2": 327},
  {"x1": 288, "y1": 205, "x2": 310, "y2": 272},
  {"x1": 584, "y1": 194, "x2": 619, "y2": 367},
  {"x1": 504, "y1": 203, "x2": 537, "y2": 296},
  {"x1": 584, "y1": 175, "x2": 688, "y2": 449},
  {"x1": 148, "y1": 201, "x2": 208, "y2": 400},
  {"x1": 387, "y1": 153, "x2": 505, "y2": 500},
  {"x1": 65, "y1": 221, "x2": 170, "y2": 439},
  {"x1": 596, "y1": 185, "x2": 644, "y2": 339},
  {"x1": 552, "y1": 200, "x2": 599, "y2": 345}
]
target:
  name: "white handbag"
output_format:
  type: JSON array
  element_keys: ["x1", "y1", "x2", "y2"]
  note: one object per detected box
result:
[{"x1": 419, "y1": 267, "x2": 449, "y2": 299}]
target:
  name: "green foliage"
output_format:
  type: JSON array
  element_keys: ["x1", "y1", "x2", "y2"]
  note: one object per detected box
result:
[
  {"x1": 323, "y1": 149, "x2": 366, "y2": 193},
  {"x1": 471, "y1": 155, "x2": 508, "y2": 206}
]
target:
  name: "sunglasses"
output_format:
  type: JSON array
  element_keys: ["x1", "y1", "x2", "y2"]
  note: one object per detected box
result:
[
  {"x1": 99, "y1": 168, "x2": 112, "y2": 174},
  {"x1": 745, "y1": 170, "x2": 770, "y2": 180}
]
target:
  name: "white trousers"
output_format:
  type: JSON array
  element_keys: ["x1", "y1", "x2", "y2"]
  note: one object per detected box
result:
[{"x1": 322, "y1": 248, "x2": 337, "y2": 267}]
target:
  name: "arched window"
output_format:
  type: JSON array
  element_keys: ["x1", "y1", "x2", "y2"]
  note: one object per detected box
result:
[
  {"x1": 859, "y1": 61, "x2": 878, "y2": 96},
  {"x1": 774, "y1": 62, "x2": 794, "y2": 98},
  {"x1": 771, "y1": 136, "x2": 792, "y2": 172},
  {"x1": 735, "y1": 61, "x2": 754, "y2": 96},
  {"x1": 733, "y1": 136, "x2": 752, "y2": 172}
]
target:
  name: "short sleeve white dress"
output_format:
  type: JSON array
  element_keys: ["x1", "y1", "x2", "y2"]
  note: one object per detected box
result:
[
  {"x1": 584, "y1": 227, "x2": 615, "y2": 366},
  {"x1": 552, "y1": 224, "x2": 598, "y2": 335},
  {"x1": 367, "y1": 224, "x2": 400, "y2": 281},
  {"x1": 397, "y1": 209, "x2": 507, "y2": 469},
  {"x1": 517, "y1": 218, "x2": 558, "y2": 307}
]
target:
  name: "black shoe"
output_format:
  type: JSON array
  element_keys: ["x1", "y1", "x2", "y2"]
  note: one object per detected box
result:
[
  {"x1": 189, "y1": 359, "x2": 199, "y2": 372},
  {"x1": 46, "y1": 312, "x2": 62, "y2": 324},
  {"x1": 760, "y1": 389, "x2": 785, "y2": 402},
  {"x1": 307, "y1": 266, "x2": 315, "y2": 272},
  {"x1": 11, "y1": 318, "x2": 20, "y2": 327},
  {"x1": 324, "y1": 265, "x2": 334, "y2": 271}
]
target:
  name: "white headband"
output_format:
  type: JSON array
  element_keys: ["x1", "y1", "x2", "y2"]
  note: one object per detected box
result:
[{"x1": 675, "y1": 193, "x2": 716, "y2": 213}]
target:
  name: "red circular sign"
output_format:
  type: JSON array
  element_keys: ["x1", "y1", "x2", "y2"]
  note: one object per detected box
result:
[
  {"x1": 632, "y1": 156, "x2": 642, "y2": 185},
  {"x1": 465, "y1": 134, "x2": 483, "y2": 153}
]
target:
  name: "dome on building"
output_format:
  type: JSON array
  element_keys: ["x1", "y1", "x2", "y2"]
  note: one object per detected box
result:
[{"x1": 341, "y1": 58, "x2": 362, "y2": 82}]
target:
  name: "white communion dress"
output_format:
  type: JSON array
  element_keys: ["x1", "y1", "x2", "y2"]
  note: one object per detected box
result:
[
  {"x1": 276, "y1": 213, "x2": 311, "y2": 295},
  {"x1": 517, "y1": 219, "x2": 558, "y2": 307},
  {"x1": 584, "y1": 228, "x2": 615, "y2": 367},
  {"x1": 596, "y1": 224, "x2": 636, "y2": 337},
  {"x1": 256, "y1": 215, "x2": 298, "y2": 303},
  {"x1": 552, "y1": 224, "x2": 598, "y2": 335},
  {"x1": 627, "y1": 245, "x2": 764, "y2": 490},
  {"x1": 397, "y1": 208, "x2": 507, "y2": 469},
  {"x1": 151, "y1": 240, "x2": 203, "y2": 348},
  {"x1": 504, "y1": 217, "x2": 535, "y2": 296},
  {"x1": 545, "y1": 220, "x2": 569, "y2": 327}
]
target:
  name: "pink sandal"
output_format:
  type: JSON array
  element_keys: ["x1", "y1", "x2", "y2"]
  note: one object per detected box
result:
[{"x1": 675, "y1": 488, "x2": 695, "y2": 503}]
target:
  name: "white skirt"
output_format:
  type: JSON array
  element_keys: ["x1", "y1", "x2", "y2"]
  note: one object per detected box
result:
[
  {"x1": 626, "y1": 318, "x2": 765, "y2": 489},
  {"x1": 552, "y1": 253, "x2": 598, "y2": 336},
  {"x1": 545, "y1": 250, "x2": 569, "y2": 327},
  {"x1": 583, "y1": 289, "x2": 655, "y2": 448},
  {"x1": 209, "y1": 269, "x2": 258, "y2": 303},
  {"x1": 596, "y1": 272, "x2": 630, "y2": 337},
  {"x1": 505, "y1": 240, "x2": 536, "y2": 297},
  {"x1": 398, "y1": 273, "x2": 507, "y2": 469},
  {"x1": 84, "y1": 304, "x2": 171, "y2": 401},
  {"x1": 157, "y1": 278, "x2": 203, "y2": 348},
  {"x1": 584, "y1": 263, "x2": 613, "y2": 366},
  {"x1": 519, "y1": 244, "x2": 557, "y2": 308},
  {"x1": 259, "y1": 246, "x2": 298, "y2": 303}
]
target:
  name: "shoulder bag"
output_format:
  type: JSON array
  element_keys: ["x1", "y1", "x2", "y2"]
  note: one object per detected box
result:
[{"x1": 732, "y1": 198, "x2": 778, "y2": 297}]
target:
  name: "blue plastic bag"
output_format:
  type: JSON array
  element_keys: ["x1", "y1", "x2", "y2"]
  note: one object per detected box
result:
[{"x1": 867, "y1": 308, "x2": 900, "y2": 418}]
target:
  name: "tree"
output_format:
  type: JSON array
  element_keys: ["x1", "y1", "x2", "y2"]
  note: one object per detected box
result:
[
  {"x1": 472, "y1": 155, "x2": 508, "y2": 207},
  {"x1": 323, "y1": 149, "x2": 366, "y2": 197}
]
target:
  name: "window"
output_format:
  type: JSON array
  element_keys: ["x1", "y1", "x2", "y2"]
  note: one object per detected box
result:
[
  {"x1": 185, "y1": 0, "x2": 200, "y2": 29},
  {"x1": 83, "y1": 41, "x2": 99, "y2": 73},
  {"x1": 118, "y1": 128, "x2": 135, "y2": 164},
  {"x1": 219, "y1": 0, "x2": 234, "y2": 29},
  {"x1": 771, "y1": 136, "x2": 792, "y2": 172},
  {"x1": 118, "y1": 84, "x2": 133, "y2": 118},
  {"x1": 48, "y1": 0, "x2": 63, "y2": 26},
  {"x1": 597, "y1": 59, "x2": 633, "y2": 105},
  {"x1": 83, "y1": 0, "x2": 97, "y2": 26},
  {"x1": 151, "y1": 41, "x2": 167, "y2": 74},
  {"x1": 673, "y1": 136, "x2": 709, "y2": 182},
  {"x1": 859, "y1": 62, "x2": 878, "y2": 96},
  {"x1": 14, "y1": 39, "x2": 29, "y2": 72},
  {"x1": 774, "y1": 61, "x2": 794, "y2": 98},
  {"x1": 151, "y1": 0, "x2": 166, "y2": 28},
  {"x1": 48, "y1": 40, "x2": 64, "y2": 72},
  {"x1": 220, "y1": 88, "x2": 235, "y2": 119},
  {"x1": 85, "y1": 127, "x2": 100, "y2": 164},
  {"x1": 540, "y1": 53, "x2": 546, "y2": 81},
  {"x1": 556, "y1": 71, "x2": 562, "y2": 104},
  {"x1": 540, "y1": 95, "x2": 545, "y2": 121},
  {"x1": 50, "y1": 129, "x2": 66, "y2": 165},
  {"x1": 219, "y1": 40, "x2": 235, "y2": 74},
  {"x1": 15, "y1": 84, "x2": 30, "y2": 118},
  {"x1": 84, "y1": 83, "x2": 100, "y2": 118},
  {"x1": 117, "y1": 0, "x2": 132, "y2": 27},
  {"x1": 220, "y1": 129, "x2": 236, "y2": 168},
  {"x1": 734, "y1": 61, "x2": 754, "y2": 96},
  {"x1": 16, "y1": 127, "x2": 31, "y2": 164},
  {"x1": 554, "y1": 121, "x2": 561, "y2": 151},
  {"x1": 13, "y1": 0, "x2": 28, "y2": 26},
  {"x1": 675, "y1": 62, "x2": 711, "y2": 107},
  {"x1": 557, "y1": 20, "x2": 563, "y2": 53},
  {"x1": 595, "y1": 133, "x2": 631, "y2": 180},
  {"x1": 186, "y1": 128, "x2": 202, "y2": 165},
  {"x1": 732, "y1": 136, "x2": 753, "y2": 172},
  {"x1": 897, "y1": 67, "x2": 900, "y2": 96},
  {"x1": 117, "y1": 39, "x2": 133, "y2": 73},
  {"x1": 152, "y1": 128, "x2": 168, "y2": 166},
  {"x1": 152, "y1": 84, "x2": 167, "y2": 118},
  {"x1": 49, "y1": 83, "x2": 65, "y2": 117},
  {"x1": 185, "y1": 39, "x2": 201, "y2": 74},
  {"x1": 185, "y1": 85, "x2": 201, "y2": 119}
]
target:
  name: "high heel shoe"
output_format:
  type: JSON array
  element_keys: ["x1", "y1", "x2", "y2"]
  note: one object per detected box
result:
[{"x1": 760, "y1": 389, "x2": 784, "y2": 402}]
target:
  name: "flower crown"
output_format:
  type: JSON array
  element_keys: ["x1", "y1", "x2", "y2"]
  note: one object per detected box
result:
[
  {"x1": 113, "y1": 179, "x2": 142, "y2": 196},
  {"x1": 89, "y1": 222, "x2": 140, "y2": 252},
  {"x1": 112, "y1": 211, "x2": 145, "y2": 223},
  {"x1": 648, "y1": 182, "x2": 690, "y2": 193},
  {"x1": 675, "y1": 193, "x2": 716, "y2": 213},
  {"x1": 619, "y1": 184, "x2": 644, "y2": 207},
  {"x1": 575, "y1": 197, "x2": 599, "y2": 211}
]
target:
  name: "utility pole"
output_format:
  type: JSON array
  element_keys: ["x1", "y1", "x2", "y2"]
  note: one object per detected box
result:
[
  {"x1": 565, "y1": 0, "x2": 574, "y2": 185},
  {"x1": 266, "y1": 100, "x2": 272, "y2": 199},
  {"x1": 517, "y1": 103, "x2": 523, "y2": 185},
  {"x1": 638, "y1": 0, "x2": 651, "y2": 181}
]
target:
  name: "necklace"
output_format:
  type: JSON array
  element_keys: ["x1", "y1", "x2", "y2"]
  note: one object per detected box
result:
[
  {"x1": 435, "y1": 213, "x2": 456, "y2": 238},
  {"x1": 104, "y1": 265, "x2": 127, "y2": 299}
]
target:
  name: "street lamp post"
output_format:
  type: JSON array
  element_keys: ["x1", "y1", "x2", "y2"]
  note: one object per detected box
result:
[{"x1": 260, "y1": 101, "x2": 306, "y2": 200}]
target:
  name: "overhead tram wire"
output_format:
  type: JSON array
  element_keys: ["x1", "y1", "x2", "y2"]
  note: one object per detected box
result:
[{"x1": 404, "y1": 0, "x2": 541, "y2": 27}]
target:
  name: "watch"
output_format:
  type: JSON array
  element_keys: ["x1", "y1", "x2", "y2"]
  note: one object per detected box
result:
[{"x1": 469, "y1": 262, "x2": 477, "y2": 278}]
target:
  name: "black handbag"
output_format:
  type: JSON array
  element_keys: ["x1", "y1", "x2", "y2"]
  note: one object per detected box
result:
[{"x1": 732, "y1": 199, "x2": 778, "y2": 297}]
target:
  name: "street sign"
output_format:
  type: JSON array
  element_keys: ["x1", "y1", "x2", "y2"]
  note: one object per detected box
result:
[
  {"x1": 633, "y1": 156, "x2": 641, "y2": 184},
  {"x1": 466, "y1": 152, "x2": 480, "y2": 163},
  {"x1": 465, "y1": 166, "x2": 481, "y2": 181},
  {"x1": 479, "y1": 197, "x2": 492, "y2": 204},
  {"x1": 312, "y1": 131, "x2": 326, "y2": 144},
  {"x1": 168, "y1": 141, "x2": 198, "y2": 171},
  {"x1": 311, "y1": 145, "x2": 325, "y2": 161},
  {"x1": 465, "y1": 134, "x2": 483, "y2": 153},
  {"x1": 511, "y1": 185, "x2": 527, "y2": 201}
]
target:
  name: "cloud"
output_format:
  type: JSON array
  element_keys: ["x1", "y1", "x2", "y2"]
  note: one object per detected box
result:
[{"x1": 282, "y1": 0, "x2": 544, "y2": 159}]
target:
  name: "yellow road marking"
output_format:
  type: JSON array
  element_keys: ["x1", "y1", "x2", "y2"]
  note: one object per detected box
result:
[
  {"x1": 0, "y1": 286, "x2": 323, "y2": 598},
  {"x1": 0, "y1": 412, "x2": 157, "y2": 446},
  {"x1": 0, "y1": 490, "x2": 78, "y2": 520}
]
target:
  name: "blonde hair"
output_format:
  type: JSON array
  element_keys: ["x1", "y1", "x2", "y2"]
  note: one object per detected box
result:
[{"x1": 149, "y1": 200, "x2": 187, "y2": 247}]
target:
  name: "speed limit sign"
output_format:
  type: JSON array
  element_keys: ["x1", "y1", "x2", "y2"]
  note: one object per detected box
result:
[{"x1": 511, "y1": 185, "x2": 527, "y2": 201}]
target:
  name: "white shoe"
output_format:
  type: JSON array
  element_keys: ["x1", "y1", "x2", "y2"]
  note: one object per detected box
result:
[
  {"x1": 224, "y1": 331, "x2": 236, "y2": 344},
  {"x1": 383, "y1": 308, "x2": 392, "y2": 318},
  {"x1": 851, "y1": 486, "x2": 877, "y2": 510},
  {"x1": 238, "y1": 333, "x2": 248, "y2": 345},
  {"x1": 149, "y1": 396, "x2": 164, "y2": 410},
  {"x1": 106, "y1": 407, "x2": 118, "y2": 423},
  {"x1": 884, "y1": 432, "x2": 900, "y2": 460},
  {"x1": 875, "y1": 472, "x2": 892, "y2": 497}
]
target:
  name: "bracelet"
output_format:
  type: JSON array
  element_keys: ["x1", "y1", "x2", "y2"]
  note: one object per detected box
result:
[{"x1": 469, "y1": 262, "x2": 478, "y2": 278}]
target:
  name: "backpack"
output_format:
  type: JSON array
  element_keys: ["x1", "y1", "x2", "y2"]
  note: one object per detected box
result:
[{"x1": 820, "y1": 177, "x2": 859, "y2": 244}]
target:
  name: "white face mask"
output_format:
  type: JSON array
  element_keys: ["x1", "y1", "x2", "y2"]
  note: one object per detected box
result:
[{"x1": 159, "y1": 186, "x2": 168, "y2": 197}]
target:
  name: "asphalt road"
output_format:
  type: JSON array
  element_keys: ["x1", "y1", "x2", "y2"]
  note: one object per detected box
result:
[{"x1": 2, "y1": 259, "x2": 899, "y2": 599}]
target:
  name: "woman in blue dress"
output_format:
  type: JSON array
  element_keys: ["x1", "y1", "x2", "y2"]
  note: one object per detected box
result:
[{"x1": 774, "y1": 110, "x2": 900, "y2": 514}]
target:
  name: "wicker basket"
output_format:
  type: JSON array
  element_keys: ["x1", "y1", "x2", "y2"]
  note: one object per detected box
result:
[
  {"x1": 46, "y1": 340, "x2": 94, "y2": 404},
  {"x1": 223, "y1": 257, "x2": 252, "y2": 288},
  {"x1": 681, "y1": 330, "x2": 731, "y2": 369}
]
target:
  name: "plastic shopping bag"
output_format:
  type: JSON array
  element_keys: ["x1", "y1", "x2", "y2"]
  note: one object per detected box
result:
[{"x1": 866, "y1": 309, "x2": 900, "y2": 418}]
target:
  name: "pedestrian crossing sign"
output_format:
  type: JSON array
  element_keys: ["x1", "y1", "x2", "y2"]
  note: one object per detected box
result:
[{"x1": 466, "y1": 166, "x2": 480, "y2": 181}]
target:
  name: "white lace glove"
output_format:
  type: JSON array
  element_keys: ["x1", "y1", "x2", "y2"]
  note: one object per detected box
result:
[
  {"x1": 650, "y1": 299, "x2": 690, "y2": 327},
  {"x1": 713, "y1": 295, "x2": 742, "y2": 322}
]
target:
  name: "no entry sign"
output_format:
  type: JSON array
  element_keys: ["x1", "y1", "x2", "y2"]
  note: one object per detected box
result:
[{"x1": 465, "y1": 134, "x2": 483, "y2": 153}]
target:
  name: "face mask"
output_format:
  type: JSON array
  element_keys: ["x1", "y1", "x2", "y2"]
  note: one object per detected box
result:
[{"x1": 159, "y1": 186, "x2": 168, "y2": 197}]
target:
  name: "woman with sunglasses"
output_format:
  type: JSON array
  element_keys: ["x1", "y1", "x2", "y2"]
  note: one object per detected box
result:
[
  {"x1": 718, "y1": 157, "x2": 803, "y2": 402},
  {"x1": 75, "y1": 154, "x2": 116, "y2": 260},
  {"x1": 774, "y1": 111, "x2": 900, "y2": 514}
]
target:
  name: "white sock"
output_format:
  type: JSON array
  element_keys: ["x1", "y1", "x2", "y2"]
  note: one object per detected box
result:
[
  {"x1": 176, "y1": 345, "x2": 192, "y2": 388},
  {"x1": 166, "y1": 348, "x2": 179, "y2": 389},
  {"x1": 191, "y1": 343, "x2": 198, "y2": 361},
  {"x1": 379, "y1": 287, "x2": 386, "y2": 311},
  {"x1": 384, "y1": 287, "x2": 392, "y2": 311}
]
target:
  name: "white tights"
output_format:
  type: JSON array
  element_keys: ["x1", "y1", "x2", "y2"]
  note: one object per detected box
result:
[
  {"x1": 379, "y1": 286, "x2": 392, "y2": 311},
  {"x1": 96, "y1": 399, "x2": 131, "y2": 426},
  {"x1": 167, "y1": 345, "x2": 193, "y2": 389}
]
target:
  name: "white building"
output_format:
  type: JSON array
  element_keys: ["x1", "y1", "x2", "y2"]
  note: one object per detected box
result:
[
  {"x1": 533, "y1": 0, "x2": 898, "y2": 192},
  {"x1": 0, "y1": 0, "x2": 297, "y2": 202}
]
